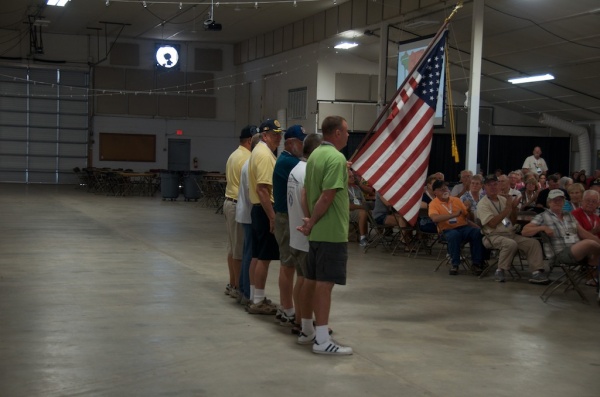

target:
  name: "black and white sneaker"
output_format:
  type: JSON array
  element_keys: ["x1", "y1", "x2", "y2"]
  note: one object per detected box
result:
[
  {"x1": 279, "y1": 312, "x2": 296, "y2": 327},
  {"x1": 312, "y1": 339, "x2": 353, "y2": 355}
]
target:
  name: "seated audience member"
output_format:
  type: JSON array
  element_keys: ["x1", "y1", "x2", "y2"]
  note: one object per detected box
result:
[
  {"x1": 520, "y1": 177, "x2": 539, "y2": 211},
  {"x1": 450, "y1": 169, "x2": 473, "y2": 198},
  {"x1": 352, "y1": 172, "x2": 375, "y2": 200},
  {"x1": 536, "y1": 174, "x2": 570, "y2": 209},
  {"x1": 571, "y1": 190, "x2": 600, "y2": 287},
  {"x1": 418, "y1": 174, "x2": 438, "y2": 234},
  {"x1": 586, "y1": 170, "x2": 600, "y2": 189},
  {"x1": 461, "y1": 174, "x2": 484, "y2": 221},
  {"x1": 576, "y1": 172, "x2": 587, "y2": 185},
  {"x1": 478, "y1": 175, "x2": 549, "y2": 284},
  {"x1": 538, "y1": 174, "x2": 548, "y2": 190},
  {"x1": 428, "y1": 180, "x2": 484, "y2": 275},
  {"x1": 348, "y1": 171, "x2": 369, "y2": 246},
  {"x1": 498, "y1": 174, "x2": 522, "y2": 204},
  {"x1": 434, "y1": 172, "x2": 445, "y2": 181},
  {"x1": 494, "y1": 168, "x2": 503, "y2": 178},
  {"x1": 558, "y1": 176, "x2": 573, "y2": 192},
  {"x1": 564, "y1": 183, "x2": 584, "y2": 212},
  {"x1": 522, "y1": 190, "x2": 600, "y2": 275},
  {"x1": 372, "y1": 192, "x2": 411, "y2": 244},
  {"x1": 509, "y1": 171, "x2": 524, "y2": 191}
]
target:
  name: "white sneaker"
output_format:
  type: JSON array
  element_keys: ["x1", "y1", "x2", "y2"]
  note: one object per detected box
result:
[
  {"x1": 312, "y1": 339, "x2": 353, "y2": 355},
  {"x1": 359, "y1": 237, "x2": 368, "y2": 247},
  {"x1": 297, "y1": 331, "x2": 315, "y2": 345}
]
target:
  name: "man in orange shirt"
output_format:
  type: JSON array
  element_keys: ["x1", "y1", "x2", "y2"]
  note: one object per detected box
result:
[{"x1": 429, "y1": 180, "x2": 484, "y2": 275}]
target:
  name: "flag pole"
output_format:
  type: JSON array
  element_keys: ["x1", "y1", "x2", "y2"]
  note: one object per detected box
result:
[{"x1": 349, "y1": 0, "x2": 463, "y2": 163}]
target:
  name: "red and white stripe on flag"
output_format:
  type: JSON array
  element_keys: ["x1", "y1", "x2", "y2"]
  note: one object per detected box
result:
[{"x1": 351, "y1": 30, "x2": 448, "y2": 226}]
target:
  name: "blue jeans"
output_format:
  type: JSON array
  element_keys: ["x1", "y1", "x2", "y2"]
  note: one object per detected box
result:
[
  {"x1": 443, "y1": 225, "x2": 484, "y2": 267},
  {"x1": 239, "y1": 223, "x2": 253, "y2": 299}
]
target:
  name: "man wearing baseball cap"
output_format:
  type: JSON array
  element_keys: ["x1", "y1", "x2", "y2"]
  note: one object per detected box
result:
[
  {"x1": 272, "y1": 125, "x2": 306, "y2": 326},
  {"x1": 523, "y1": 189, "x2": 600, "y2": 271},
  {"x1": 247, "y1": 118, "x2": 283, "y2": 314},
  {"x1": 428, "y1": 179, "x2": 485, "y2": 275},
  {"x1": 223, "y1": 125, "x2": 259, "y2": 299},
  {"x1": 478, "y1": 175, "x2": 548, "y2": 284}
]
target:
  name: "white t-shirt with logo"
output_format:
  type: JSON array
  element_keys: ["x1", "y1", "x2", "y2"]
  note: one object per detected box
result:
[{"x1": 287, "y1": 161, "x2": 308, "y2": 252}]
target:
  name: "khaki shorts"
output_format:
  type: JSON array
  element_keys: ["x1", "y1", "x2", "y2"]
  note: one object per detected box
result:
[
  {"x1": 289, "y1": 247, "x2": 307, "y2": 277},
  {"x1": 224, "y1": 199, "x2": 243, "y2": 260},
  {"x1": 274, "y1": 212, "x2": 293, "y2": 266}
]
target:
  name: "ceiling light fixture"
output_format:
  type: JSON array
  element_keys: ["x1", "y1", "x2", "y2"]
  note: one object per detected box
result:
[
  {"x1": 47, "y1": 0, "x2": 70, "y2": 6},
  {"x1": 334, "y1": 42, "x2": 358, "y2": 49},
  {"x1": 508, "y1": 74, "x2": 555, "y2": 84}
]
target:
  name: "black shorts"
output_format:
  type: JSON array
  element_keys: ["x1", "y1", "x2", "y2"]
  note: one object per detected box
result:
[
  {"x1": 306, "y1": 241, "x2": 348, "y2": 285},
  {"x1": 251, "y1": 205, "x2": 280, "y2": 261}
]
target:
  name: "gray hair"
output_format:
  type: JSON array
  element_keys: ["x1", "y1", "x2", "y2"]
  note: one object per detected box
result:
[
  {"x1": 583, "y1": 189, "x2": 599, "y2": 200},
  {"x1": 558, "y1": 177, "x2": 573, "y2": 190}
]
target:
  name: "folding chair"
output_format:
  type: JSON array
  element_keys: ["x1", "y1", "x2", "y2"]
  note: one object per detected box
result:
[
  {"x1": 363, "y1": 210, "x2": 399, "y2": 253},
  {"x1": 433, "y1": 235, "x2": 472, "y2": 273},
  {"x1": 478, "y1": 237, "x2": 521, "y2": 280},
  {"x1": 407, "y1": 210, "x2": 440, "y2": 258},
  {"x1": 538, "y1": 232, "x2": 594, "y2": 303}
]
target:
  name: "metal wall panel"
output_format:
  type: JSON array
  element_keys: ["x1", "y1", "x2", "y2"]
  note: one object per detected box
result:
[{"x1": 0, "y1": 66, "x2": 89, "y2": 184}]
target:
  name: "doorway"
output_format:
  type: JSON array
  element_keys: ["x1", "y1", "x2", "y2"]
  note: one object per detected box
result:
[{"x1": 168, "y1": 139, "x2": 190, "y2": 171}]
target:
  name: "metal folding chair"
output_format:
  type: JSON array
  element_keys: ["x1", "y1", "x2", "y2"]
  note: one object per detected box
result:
[
  {"x1": 538, "y1": 233, "x2": 594, "y2": 303},
  {"x1": 363, "y1": 210, "x2": 399, "y2": 253}
]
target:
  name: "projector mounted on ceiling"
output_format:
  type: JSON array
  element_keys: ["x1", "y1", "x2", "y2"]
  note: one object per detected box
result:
[
  {"x1": 204, "y1": 0, "x2": 222, "y2": 31},
  {"x1": 204, "y1": 19, "x2": 222, "y2": 31}
]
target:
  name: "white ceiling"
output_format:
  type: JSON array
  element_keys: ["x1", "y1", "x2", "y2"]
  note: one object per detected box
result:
[{"x1": 2, "y1": 0, "x2": 600, "y2": 123}]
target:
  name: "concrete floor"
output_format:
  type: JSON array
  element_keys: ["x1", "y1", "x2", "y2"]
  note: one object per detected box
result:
[{"x1": 0, "y1": 183, "x2": 598, "y2": 397}]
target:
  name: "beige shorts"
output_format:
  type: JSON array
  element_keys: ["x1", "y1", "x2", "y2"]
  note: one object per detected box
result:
[
  {"x1": 289, "y1": 247, "x2": 307, "y2": 277},
  {"x1": 224, "y1": 199, "x2": 243, "y2": 260},
  {"x1": 274, "y1": 212, "x2": 293, "y2": 266}
]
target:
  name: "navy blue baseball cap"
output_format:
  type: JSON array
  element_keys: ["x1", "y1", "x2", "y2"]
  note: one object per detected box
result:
[
  {"x1": 239, "y1": 125, "x2": 259, "y2": 139},
  {"x1": 259, "y1": 119, "x2": 283, "y2": 133},
  {"x1": 284, "y1": 125, "x2": 306, "y2": 141}
]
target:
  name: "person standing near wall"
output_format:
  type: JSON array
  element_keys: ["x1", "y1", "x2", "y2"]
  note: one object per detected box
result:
[{"x1": 522, "y1": 146, "x2": 548, "y2": 176}]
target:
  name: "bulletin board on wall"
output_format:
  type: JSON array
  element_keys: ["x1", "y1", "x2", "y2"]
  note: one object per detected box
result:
[{"x1": 99, "y1": 133, "x2": 156, "y2": 162}]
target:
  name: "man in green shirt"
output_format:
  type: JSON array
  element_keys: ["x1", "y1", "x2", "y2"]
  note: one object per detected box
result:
[{"x1": 297, "y1": 115, "x2": 352, "y2": 355}]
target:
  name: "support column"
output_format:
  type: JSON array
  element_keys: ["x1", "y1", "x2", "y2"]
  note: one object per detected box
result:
[{"x1": 466, "y1": 0, "x2": 484, "y2": 173}]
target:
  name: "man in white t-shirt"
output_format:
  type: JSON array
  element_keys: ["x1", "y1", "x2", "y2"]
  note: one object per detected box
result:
[
  {"x1": 287, "y1": 133, "x2": 322, "y2": 335},
  {"x1": 522, "y1": 146, "x2": 548, "y2": 175}
]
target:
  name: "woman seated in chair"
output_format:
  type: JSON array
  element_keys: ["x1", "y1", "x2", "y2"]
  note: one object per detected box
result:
[
  {"x1": 520, "y1": 177, "x2": 539, "y2": 211},
  {"x1": 461, "y1": 174, "x2": 485, "y2": 222}
]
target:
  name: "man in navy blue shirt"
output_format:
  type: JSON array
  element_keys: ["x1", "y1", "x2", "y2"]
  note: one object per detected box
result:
[{"x1": 273, "y1": 125, "x2": 306, "y2": 327}]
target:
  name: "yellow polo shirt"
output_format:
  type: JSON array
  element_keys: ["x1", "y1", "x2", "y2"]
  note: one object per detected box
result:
[
  {"x1": 248, "y1": 141, "x2": 276, "y2": 204},
  {"x1": 225, "y1": 145, "x2": 251, "y2": 200}
]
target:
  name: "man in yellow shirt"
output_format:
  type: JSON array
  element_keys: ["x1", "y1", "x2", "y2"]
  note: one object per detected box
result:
[
  {"x1": 224, "y1": 125, "x2": 257, "y2": 297},
  {"x1": 247, "y1": 119, "x2": 283, "y2": 314},
  {"x1": 428, "y1": 180, "x2": 484, "y2": 275}
]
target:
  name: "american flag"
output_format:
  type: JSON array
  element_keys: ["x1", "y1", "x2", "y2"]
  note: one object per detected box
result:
[{"x1": 351, "y1": 30, "x2": 448, "y2": 225}]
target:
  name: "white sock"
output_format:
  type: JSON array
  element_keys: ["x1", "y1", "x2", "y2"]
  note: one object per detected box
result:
[
  {"x1": 254, "y1": 289, "x2": 265, "y2": 304},
  {"x1": 360, "y1": 235, "x2": 366, "y2": 240},
  {"x1": 284, "y1": 308, "x2": 295, "y2": 317},
  {"x1": 250, "y1": 285, "x2": 255, "y2": 300},
  {"x1": 301, "y1": 318, "x2": 314, "y2": 335},
  {"x1": 315, "y1": 325, "x2": 330, "y2": 344}
]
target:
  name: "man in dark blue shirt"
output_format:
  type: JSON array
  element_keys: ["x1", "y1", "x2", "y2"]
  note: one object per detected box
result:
[{"x1": 273, "y1": 125, "x2": 306, "y2": 327}]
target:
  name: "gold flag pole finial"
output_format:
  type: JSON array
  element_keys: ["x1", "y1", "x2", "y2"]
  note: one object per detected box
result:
[{"x1": 445, "y1": 1, "x2": 464, "y2": 23}]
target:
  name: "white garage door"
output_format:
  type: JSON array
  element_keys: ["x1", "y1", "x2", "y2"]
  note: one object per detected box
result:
[{"x1": 0, "y1": 66, "x2": 89, "y2": 184}]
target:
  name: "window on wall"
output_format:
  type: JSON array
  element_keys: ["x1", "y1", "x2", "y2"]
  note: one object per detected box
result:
[
  {"x1": 0, "y1": 66, "x2": 89, "y2": 184},
  {"x1": 288, "y1": 87, "x2": 307, "y2": 120}
]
